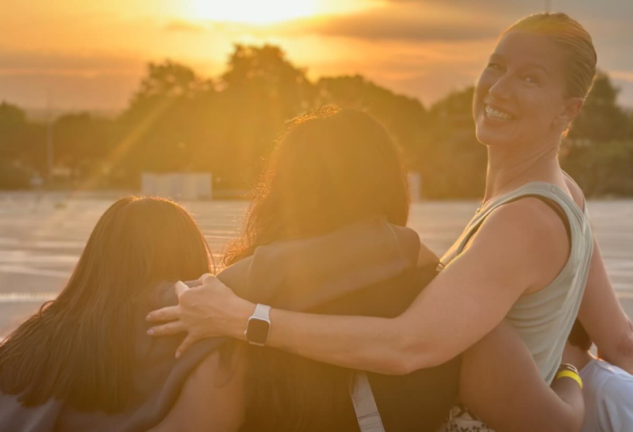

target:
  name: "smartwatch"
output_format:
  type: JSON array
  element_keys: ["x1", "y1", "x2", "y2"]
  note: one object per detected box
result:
[{"x1": 245, "y1": 304, "x2": 271, "y2": 346}]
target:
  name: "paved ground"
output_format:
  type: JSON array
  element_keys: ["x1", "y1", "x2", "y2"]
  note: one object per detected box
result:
[{"x1": 1, "y1": 193, "x2": 632, "y2": 337}]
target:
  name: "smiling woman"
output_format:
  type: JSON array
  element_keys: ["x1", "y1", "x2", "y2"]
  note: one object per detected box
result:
[{"x1": 187, "y1": 0, "x2": 319, "y2": 24}]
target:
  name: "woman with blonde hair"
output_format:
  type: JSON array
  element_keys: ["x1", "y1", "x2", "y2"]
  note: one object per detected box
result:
[{"x1": 149, "y1": 13, "x2": 633, "y2": 431}]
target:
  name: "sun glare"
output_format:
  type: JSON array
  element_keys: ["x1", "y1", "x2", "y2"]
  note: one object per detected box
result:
[{"x1": 189, "y1": 0, "x2": 320, "y2": 25}]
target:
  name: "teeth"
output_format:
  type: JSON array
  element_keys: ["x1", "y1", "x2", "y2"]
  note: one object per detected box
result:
[{"x1": 485, "y1": 105, "x2": 513, "y2": 121}]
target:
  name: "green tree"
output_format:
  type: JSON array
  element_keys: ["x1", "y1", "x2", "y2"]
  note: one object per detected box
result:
[
  {"x1": 0, "y1": 102, "x2": 44, "y2": 188},
  {"x1": 115, "y1": 61, "x2": 216, "y2": 186},
  {"x1": 421, "y1": 87, "x2": 486, "y2": 199},
  {"x1": 53, "y1": 113, "x2": 114, "y2": 179},
  {"x1": 315, "y1": 75, "x2": 429, "y2": 166},
  {"x1": 211, "y1": 44, "x2": 315, "y2": 188},
  {"x1": 568, "y1": 72, "x2": 629, "y2": 142}
]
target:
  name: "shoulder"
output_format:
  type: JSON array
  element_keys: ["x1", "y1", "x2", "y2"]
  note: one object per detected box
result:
[
  {"x1": 476, "y1": 198, "x2": 569, "y2": 250},
  {"x1": 417, "y1": 242, "x2": 439, "y2": 267},
  {"x1": 563, "y1": 175, "x2": 587, "y2": 210},
  {"x1": 151, "y1": 343, "x2": 247, "y2": 432},
  {"x1": 470, "y1": 198, "x2": 569, "y2": 288}
]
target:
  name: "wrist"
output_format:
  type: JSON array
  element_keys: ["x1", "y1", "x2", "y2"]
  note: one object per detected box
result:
[{"x1": 227, "y1": 297, "x2": 256, "y2": 340}]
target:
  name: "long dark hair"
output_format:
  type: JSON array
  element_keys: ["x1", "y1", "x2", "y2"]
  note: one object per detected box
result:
[
  {"x1": 227, "y1": 106, "x2": 410, "y2": 431},
  {"x1": 224, "y1": 105, "x2": 410, "y2": 266},
  {"x1": 0, "y1": 197, "x2": 211, "y2": 412}
]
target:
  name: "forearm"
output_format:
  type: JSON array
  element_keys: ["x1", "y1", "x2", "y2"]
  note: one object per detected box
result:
[
  {"x1": 579, "y1": 237, "x2": 633, "y2": 372},
  {"x1": 548, "y1": 378, "x2": 584, "y2": 432},
  {"x1": 229, "y1": 305, "x2": 435, "y2": 374},
  {"x1": 461, "y1": 323, "x2": 584, "y2": 432}
]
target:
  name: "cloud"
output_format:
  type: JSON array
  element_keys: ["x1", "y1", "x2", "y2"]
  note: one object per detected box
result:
[
  {"x1": 297, "y1": 11, "x2": 499, "y2": 42},
  {"x1": 0, "y1": 49, "x2": 147, "y2": 109},
  {"x1": 0, "y1": 48, "x2": 144, "y2": 75},
  {"x1": 164, "y1": 21, "x2": 208, "y2": 34}
]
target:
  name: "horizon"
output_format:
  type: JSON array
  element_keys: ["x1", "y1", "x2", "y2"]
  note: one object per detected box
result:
[{"x1": 1, "y1": 0, "x2": 633, "y2": 112}]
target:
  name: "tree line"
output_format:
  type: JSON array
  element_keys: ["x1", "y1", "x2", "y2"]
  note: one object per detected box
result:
[{"x1": 1, "y1": 44, "x2": 632, "y2": 198}]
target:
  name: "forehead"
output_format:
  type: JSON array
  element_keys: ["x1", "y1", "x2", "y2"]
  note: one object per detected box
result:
[{"x1": 493, "y1": 30, "x2": 565, "y2": 73}]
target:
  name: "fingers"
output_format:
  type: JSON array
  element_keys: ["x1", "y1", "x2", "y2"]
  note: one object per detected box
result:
[
  {"x1": 176, "y1": 334, "x2": 199, "y2": 359},
  {"x1": 174, "y1": 280, "x2": 189, "y2": 296},
  {"x1": 146, "y1": 305, "x2": 180, "y2": 322},
  {"x1": 199, "y1": 273, "x2": 213, "y2": 284},
  {"x1": 202, "y1": 274, "x2": 225, "y2": 289},
  {"x1": 147, "y1": 320, "x2": 186, "y2": 337}
]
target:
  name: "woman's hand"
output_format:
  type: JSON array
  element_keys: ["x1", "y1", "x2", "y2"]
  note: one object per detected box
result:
[{"x1": 146, "y1": 275, "x2": 255, "y2": 357}]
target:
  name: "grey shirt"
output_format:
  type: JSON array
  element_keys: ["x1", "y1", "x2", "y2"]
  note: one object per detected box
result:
[{"x1": 581, "y1": 359, "x2": 633, "y2": 432}]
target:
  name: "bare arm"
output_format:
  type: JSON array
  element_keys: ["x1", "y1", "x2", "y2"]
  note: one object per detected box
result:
[
  {"x1": 150, "y1": 346, "x2": 247, "y2": 432},
  {"x1": 578, "y1": 236, "x2": 633, "y2": 373},
  {"x1": 148, "y1": 200, "x2": 567, "y2": 374},
  {"x1": 461, "y1": 322, "x2": 584, "y2": 432}
]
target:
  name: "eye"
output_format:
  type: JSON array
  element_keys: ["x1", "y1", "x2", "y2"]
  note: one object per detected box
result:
[
  {"x1": 486, "y1": 62, "x2": 503, "y2": 71},
  {"x1": 522, "y1": 75, "x2": 539, "y2": 84}
]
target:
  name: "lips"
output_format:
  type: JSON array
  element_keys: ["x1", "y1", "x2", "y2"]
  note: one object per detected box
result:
[{"x1": 484, "y1": 104, "x2": 517, "y2": 122}]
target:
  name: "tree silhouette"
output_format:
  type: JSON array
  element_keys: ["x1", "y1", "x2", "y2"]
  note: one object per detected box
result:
[{"x1": 1, "y1": 45, "x2": 632, "y2": 197}]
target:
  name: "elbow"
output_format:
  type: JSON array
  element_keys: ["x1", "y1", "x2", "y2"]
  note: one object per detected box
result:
[
  {"x1": 380, "y1": 333, "x2": 446, "y2": 376},
  {"x1": 541, "y1": 409, "x2": 584, "y2": 432}
]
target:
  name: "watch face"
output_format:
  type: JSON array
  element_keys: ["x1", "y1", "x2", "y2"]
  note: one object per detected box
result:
[{"x1": 246, "y1": 318, "x2": 270, "y2": 345}]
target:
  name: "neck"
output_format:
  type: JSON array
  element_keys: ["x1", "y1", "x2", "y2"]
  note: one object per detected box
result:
[{"x1": 483, "y1": 137, "x2": 561, "y2": 203}]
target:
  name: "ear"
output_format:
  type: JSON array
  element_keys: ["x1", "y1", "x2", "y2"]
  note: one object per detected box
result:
[{"x1": 559, "y1": 97, "x2": 585, "y2": 125}]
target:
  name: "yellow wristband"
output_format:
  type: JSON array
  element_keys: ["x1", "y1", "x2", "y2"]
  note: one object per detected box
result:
[{"x1": 555, "y1": 370, "x2": 583, "y2": 389}]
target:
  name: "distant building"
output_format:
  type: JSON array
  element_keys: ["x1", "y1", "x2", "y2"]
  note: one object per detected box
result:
[
  {"x1": 409, "y1": 172, "x2": 422, "y2": 202},
  {"x1": 141, "y1": 172, "x2": 212, "y2": 200}
]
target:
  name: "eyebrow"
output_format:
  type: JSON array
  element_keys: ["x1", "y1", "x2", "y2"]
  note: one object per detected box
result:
[
  {"x1": 489, "y1": 54, "x2": 550, "y2": 74},
  {"x1": 520, "y1": 64, "x2": 550, "y2": 75}
]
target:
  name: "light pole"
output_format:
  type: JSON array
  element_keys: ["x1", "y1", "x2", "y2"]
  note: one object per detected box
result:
[
  {"x1": 545, "y1": 0, "x2": 552, "y2": 12},
  {"x1": 46, "y1": 92, "x2": 55, "y2": 184}
]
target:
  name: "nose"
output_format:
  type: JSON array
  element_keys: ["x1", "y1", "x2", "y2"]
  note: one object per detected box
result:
[{"x1": 488, "y1": 74, "x2": 513, "y2": 101}]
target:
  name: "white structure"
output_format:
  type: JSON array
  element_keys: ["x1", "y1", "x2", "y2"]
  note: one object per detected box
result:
[
  {"x1": 408, "y1": 172, "x2": 422, "y2": 202},
  {"x1": 142, "y1": 172, "x2": 212, "y2": 200}
]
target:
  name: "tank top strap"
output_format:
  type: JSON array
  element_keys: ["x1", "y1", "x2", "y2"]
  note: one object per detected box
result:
[{"x1": 451, "y1": 182, "x2": 589, "y2": 259}]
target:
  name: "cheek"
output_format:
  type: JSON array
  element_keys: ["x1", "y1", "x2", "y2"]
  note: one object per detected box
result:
[
  {"x1": 520, "y1": 92, "x2": 562, "y2": 130},
  {"x1": 473, "y1": 77, "x2": 491, "y2": 114}
]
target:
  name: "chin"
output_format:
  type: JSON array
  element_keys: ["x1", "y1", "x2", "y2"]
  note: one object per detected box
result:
[{"x1": 475, "y1": 124, "x2": 512, "y2": 147}]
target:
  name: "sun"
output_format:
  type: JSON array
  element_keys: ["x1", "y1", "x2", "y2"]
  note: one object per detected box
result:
[{"x1": 188, "y1": 0, "x2": 320, "y2": 25}]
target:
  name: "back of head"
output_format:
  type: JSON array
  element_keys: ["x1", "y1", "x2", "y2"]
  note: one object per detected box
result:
[
  {"x1": 225, "y1": 106, "x2": 410, "y2": 265},
  {"x1": 505, "y1": 12, "x2": 597, "y2": 99},
  {"x1": 0, "y1": 197, "x2": 211, "y2": 412}
]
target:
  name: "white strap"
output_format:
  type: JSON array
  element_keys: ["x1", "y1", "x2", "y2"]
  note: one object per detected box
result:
[{"x1": 350, "y1": 372, "x2": 386, "y2": 432}]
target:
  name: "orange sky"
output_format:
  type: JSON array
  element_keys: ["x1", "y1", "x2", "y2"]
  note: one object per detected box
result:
[{"x1": 1, "y1": 0, "x2": 632, "y2": 111}]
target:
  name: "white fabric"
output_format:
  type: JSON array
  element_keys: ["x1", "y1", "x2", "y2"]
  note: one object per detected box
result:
[
  {"x1": 350, "y1": 372, "x2": 385, "y2": 432},
  {"x1": 580, "y1": 359, "x2": 633, "y2": 432}
]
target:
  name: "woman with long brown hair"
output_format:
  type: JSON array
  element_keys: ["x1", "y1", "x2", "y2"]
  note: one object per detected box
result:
[{"x1": 0, "y1": 197, "x2": 226, "y2": 431}]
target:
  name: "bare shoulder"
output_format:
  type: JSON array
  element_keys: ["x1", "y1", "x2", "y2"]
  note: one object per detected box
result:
[
  {"x1": 471, "y1": 198, "x2": 570, "y2": 291},
  {"x1": 478, "y1": 198, "x2": 569, "y2": 245},
  {"x1": 151, "y1": 344, "x2": 248, "y2": 432},
  {"x1": 562, "y1": 175, "x2": 587, "y2": 209},
  {"x1": 417, "y1": 241, "x2": 439, "y2": 267}
]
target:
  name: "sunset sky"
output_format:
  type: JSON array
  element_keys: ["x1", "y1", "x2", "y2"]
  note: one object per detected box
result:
[{"x1": 1, "y1": 0, "x2": 632, "y2": 112}]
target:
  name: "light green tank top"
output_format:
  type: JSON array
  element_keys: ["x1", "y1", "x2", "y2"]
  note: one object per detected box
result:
[{"x1": 441, "y1": 182, "x2": 594, "y2": 384}]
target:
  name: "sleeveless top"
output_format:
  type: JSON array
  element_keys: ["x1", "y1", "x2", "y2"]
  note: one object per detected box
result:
[{"x1": 440, "y1": 182, "x2": 594, "y2": 384}]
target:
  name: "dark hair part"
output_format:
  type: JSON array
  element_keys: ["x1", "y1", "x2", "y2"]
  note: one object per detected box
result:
[
  {"x1": 505, "y1": 13, "x2": 597, "y2": 99},
  {"x1": 568, "y1": 319, "x2": 592, "y2": 351},
  {"x1": 227, "y1": 106, "x2": 410, "y2": 431},
  {"x1": 0, "y1": 197, "x2": 211, "y2": 412},
  {"x1": 224, "y1": 105, "x2": 410, "y2": 266}
]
